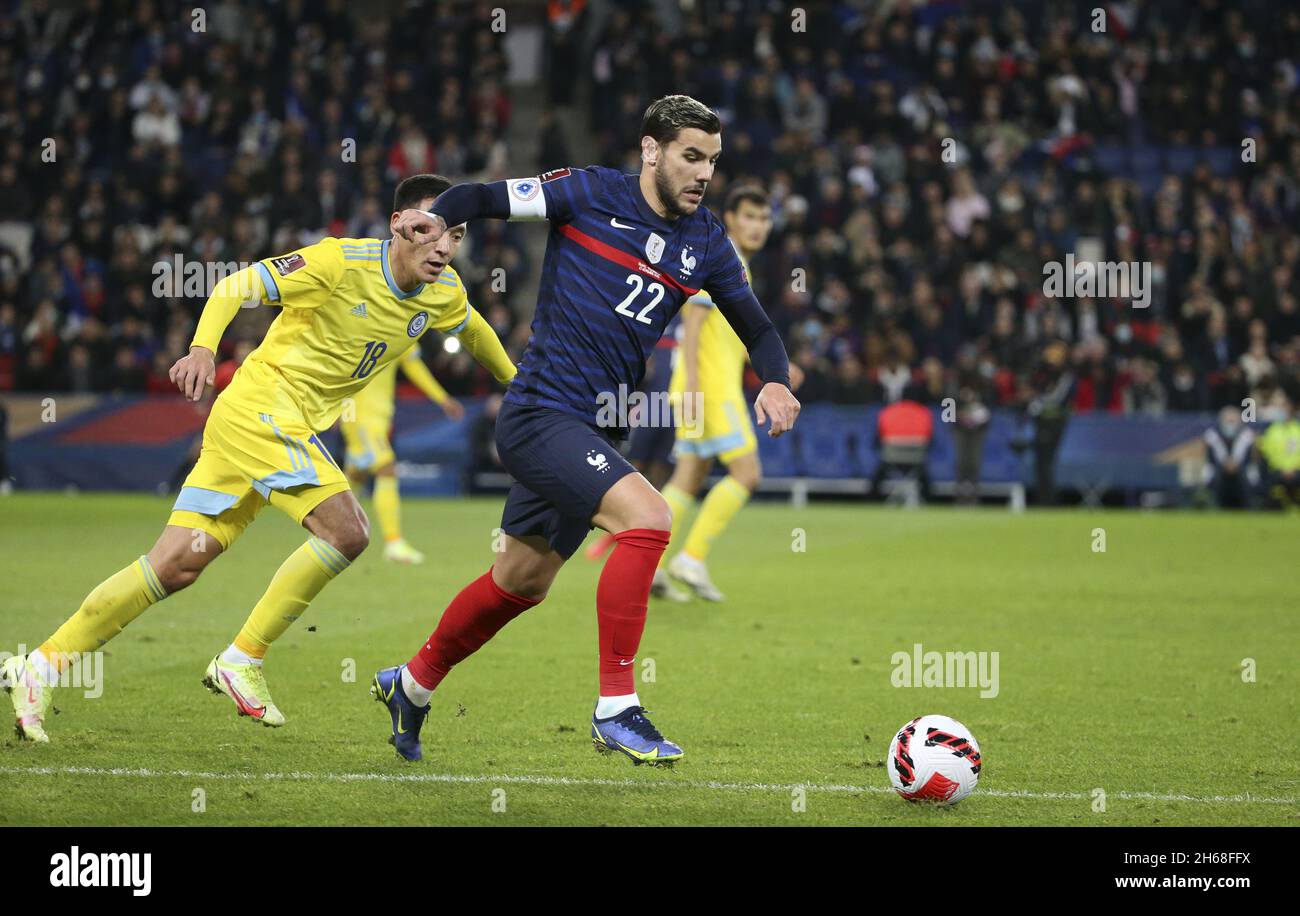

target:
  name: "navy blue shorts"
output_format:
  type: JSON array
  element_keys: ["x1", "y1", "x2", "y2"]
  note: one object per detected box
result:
[
  {"x1": 624, "y1": 420, "x2": 675, "y2": 465},
  {"x1": 495, "y1": 400, "x2": 637, "y2": 558}
]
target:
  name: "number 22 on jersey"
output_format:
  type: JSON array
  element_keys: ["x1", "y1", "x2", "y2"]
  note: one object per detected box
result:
[{"x1": 613, "y1": 273, "x2": 664, "y2": 325}]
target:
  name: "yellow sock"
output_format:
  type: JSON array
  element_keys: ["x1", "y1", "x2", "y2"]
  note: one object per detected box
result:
[
  {"x1": 683, "y1": 475, "x2": 751, "y2": 561},
  {"x1": 232, "y1": 537, "x2": 350, "y2": 659},
  {"x1": 372, "y1": 475, "x2": 402, "y2": 544},
  {"x1": 661, "y1": 483, "x2": 698, "y2": 567},
  {"x1": 40, "y1": 556, "x2": 167, "y2": 670}
]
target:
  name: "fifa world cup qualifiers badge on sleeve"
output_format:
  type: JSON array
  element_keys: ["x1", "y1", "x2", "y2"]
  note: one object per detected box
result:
[{"x1": 272, "y1": 253, "x2": 306, "y2": 276}]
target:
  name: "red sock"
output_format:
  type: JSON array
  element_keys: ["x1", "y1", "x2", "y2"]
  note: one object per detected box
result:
[
  {"x1": 406, "y1": 567, "x2": 539, "y2": 691},
  {"x1": 583, "y1": 531, "x2": 618, "y2": 561},
  {"x1": 597, "y1": 528, "x2": 670, "y2": 696}
]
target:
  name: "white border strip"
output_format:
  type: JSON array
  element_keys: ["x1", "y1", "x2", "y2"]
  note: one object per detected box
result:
[{"x1": 1, "y1": 766, "x2": 1295, "y2": 806}]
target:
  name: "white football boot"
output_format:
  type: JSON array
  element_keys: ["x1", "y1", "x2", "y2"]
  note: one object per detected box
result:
[{"x1": 668, "y1": 553, "x2": 725, "y2": 602}]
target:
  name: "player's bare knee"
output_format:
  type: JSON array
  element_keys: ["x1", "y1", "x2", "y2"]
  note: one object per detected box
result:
[
  {"x1": 163, "y1": 566, "x2": 201, "y2": 592},
  {"x1": 671, "y1": 460, "x2": 707, "y2": 496},
  {"x1": 309, "y1": 494, "x2": 370, "y2": 560},
  {"x1": 509, "y1": 577, "x2": 550, "y2": 602},
  {"x1": 637, "y1": 494, "x2": 673, "y2": 532},
  {"x1": 324, "y1": 519, "x2": 369, "y2": 561},
  {"x1": 147, "y1": 527, "x2": 221, "y2": 593},
  {"x1": 150, "y1": 551, "x2": 208, "y2": 594},
  {"x1": 670, "y1": 474, "x2": 698, "y2": 499},
  {"x1": 493, "y1": 566, "x2": 551, "y2": 602}
]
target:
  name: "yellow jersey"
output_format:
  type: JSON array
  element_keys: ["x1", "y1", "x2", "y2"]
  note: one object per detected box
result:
[
  {"x1": 670, "y1": 248, "x2": 750, "y2": 397},
  {"x1": 350, "y1": 347, "x2": 434, "y2": 425},
  {"x1": 1259, "y1": 419, "x2": 1300, "y2": 473},
  {"x1": 223, "y1": 237, "x2": 471, "y2": 432}
]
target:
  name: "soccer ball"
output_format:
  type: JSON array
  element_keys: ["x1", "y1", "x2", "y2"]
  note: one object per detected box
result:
[{"x1": 888, "y1": 715, "x2": 982, "y2": 805}]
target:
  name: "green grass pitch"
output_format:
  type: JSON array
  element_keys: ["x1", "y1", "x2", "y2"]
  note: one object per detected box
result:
[{"x1": 1, "y1": 492, "x2": 1296, "y2": 826}]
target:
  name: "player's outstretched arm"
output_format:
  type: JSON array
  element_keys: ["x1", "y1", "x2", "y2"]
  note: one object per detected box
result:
[
  {"x1": 399, "y1": 350, "x2": 463, "y2": 420},
  {"x1": 394, "y1": 169, "x2": 600, "y2": 242},
  {"x1": 170, "y1": 266, "x2": 265, "y2": 401},
  {"x1": 393, "y1": 183, "x2": 511, "y2": 243},
  {"x1": 455, "y1": 307, "x2": 517, "y2": 386}
]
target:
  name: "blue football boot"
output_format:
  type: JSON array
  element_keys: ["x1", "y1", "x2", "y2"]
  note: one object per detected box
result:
[
  {"x1": 591, "y1": 706, "x2": 684, "y2": 766},
  {"x1": 371, "y1": 665, "x2": 430, "y2": 762}
]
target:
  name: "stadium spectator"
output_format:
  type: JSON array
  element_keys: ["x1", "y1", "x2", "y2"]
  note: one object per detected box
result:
[
  {"x1": 1257, "y1": 398, "x2": 1300, "y2": 508},
  {"x1": 1124, "y1": 358, "x2": 1167, "y2": 416},
  {"x1": 1025, "y1": 340, "x2": 1074, "y2": 506},
  {"x1": 830, "y1": 354, "x2": 872, "y2": 405},
  {"x1": 1202, "y1": 405, "x2": 1258, "y2": 509}
]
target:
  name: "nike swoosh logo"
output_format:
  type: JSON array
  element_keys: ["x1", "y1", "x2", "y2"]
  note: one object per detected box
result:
[
  {"x1": 611, "y1": 739, "x2": 658, "y2": 759},
  {"x1": 221, "y1": 671, "x2": 266, "y2": 717},
  {"x1": 610, "y1": 218, "x2": 635, "y2": 230},
  {"x1": 396, "y1": 707, "x2": 407, "y2": 734},
  {"x1": 618, "y1": 659, "x2": 634, "y2": 666}
]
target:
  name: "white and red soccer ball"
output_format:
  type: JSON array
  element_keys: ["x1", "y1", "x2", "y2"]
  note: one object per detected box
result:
[{"x1": 888, "y1": 715, "x2": 982, "y2": 805}]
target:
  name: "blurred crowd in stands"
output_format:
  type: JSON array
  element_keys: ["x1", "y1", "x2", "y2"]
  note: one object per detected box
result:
[
  {"x1": 0, "y1": 0, "x2": 524, "y2": 397},
  {"x1": 4, "y1": 0, "x2": 1300, "y2": 451},
  {"x1": 576, "y1": 0, "x2": 1300, "y2": 427}
]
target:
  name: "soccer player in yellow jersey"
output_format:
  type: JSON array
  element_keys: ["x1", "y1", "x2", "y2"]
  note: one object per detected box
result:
[
  {"x1": 2, "y1": 175, "x2": 516, "y2": 741},
  {"x1": 658, "y1": 184, "x2": 798, "y2": 601},
  {"x1": 341, "y1": 345, "x2": 464, "y2": 564}
]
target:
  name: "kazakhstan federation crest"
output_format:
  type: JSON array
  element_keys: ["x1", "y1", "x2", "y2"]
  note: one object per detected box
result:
[{"x1": 407, "y1": 311, "x2": 429, "y2": 337}]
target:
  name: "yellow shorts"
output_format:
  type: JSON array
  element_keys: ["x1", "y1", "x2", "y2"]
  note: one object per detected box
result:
[
  {"x1": 339, "y1": 415, "x2": 395, "y2": 472},
  {"x1": 169, "y1": 396, "x2": 350, "y2": 548},
  {"x1": 672, "y1": 389, "x2": 757, "y2": 465}
]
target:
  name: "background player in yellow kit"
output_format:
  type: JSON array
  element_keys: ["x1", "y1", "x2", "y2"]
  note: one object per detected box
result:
[
  {"x1": 659, "y1": 184, "x2": 799, "y2": 601},
  {"x1": 2, "y1": 175, "x2": 516, "y2": 741},
  {"x1": 341, "y1": 345, "x2": 464, "y2": 565}
]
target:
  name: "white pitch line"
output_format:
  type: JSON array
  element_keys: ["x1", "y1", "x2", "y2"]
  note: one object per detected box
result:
[{"x1": 1, "y1": 765, "x2": 1296, "y2": 806}]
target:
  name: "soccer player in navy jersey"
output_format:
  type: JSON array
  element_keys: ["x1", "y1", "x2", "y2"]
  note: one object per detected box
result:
[{"x1": 371, "y1": 95, "x2": 800, "y2": 764}]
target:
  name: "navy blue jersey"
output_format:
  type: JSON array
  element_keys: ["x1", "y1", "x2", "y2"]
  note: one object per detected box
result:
[
  {"x1": 428, "y1": 165, "x2": 789, "y2": 428},
  {"x1": 505, "y1": 166, "x2": 747, "y2": 423}
]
